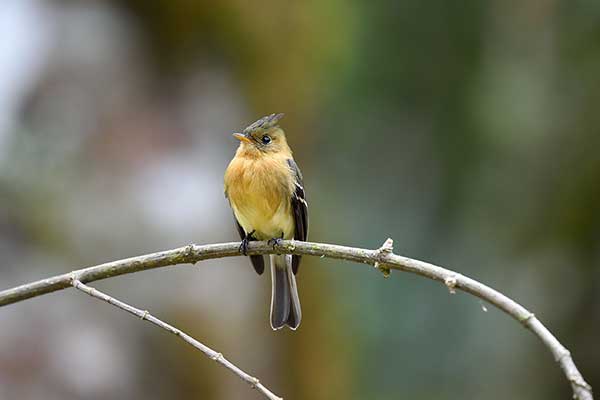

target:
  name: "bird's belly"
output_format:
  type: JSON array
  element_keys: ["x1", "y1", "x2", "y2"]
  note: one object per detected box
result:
[{"x1": 232, "y1": 199, "x2": 294, "y2": 240}]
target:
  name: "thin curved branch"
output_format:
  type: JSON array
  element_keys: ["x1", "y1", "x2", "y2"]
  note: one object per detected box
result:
[
  {"x1": 0, "y1": 239, "x2": 593, "y2": 400},
  {"x1": 72, "y1": 279, "x2": 281, "y2": 400}
]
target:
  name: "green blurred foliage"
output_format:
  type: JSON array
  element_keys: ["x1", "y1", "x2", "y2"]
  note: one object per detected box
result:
[{"x1": 0, "y1": 0, "x2": 598, "y2": 398}]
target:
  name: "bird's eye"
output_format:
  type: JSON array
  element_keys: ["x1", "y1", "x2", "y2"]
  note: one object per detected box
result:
[{"x1": 261, "y1": 135, "x2": 271, "y2": 144}]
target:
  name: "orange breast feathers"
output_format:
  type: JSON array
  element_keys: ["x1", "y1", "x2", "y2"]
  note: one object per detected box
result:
[{"x1": 224, "y1": 153, "x2": 296, "y2": 240}]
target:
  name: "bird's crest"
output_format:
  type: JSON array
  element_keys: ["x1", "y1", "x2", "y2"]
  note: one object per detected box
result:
[{"x1": 243, "y1": 113, "x2": 284, "y2": 134}]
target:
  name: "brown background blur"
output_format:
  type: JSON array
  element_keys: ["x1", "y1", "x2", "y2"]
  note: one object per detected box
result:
[{"x1": 0, "y1": 1, "x2": 598, "y2": 399}]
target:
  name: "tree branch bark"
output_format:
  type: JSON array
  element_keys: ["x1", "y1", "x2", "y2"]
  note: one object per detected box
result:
[{"x1": 0, "y1": 239, "x2": 593, "y2": 400}]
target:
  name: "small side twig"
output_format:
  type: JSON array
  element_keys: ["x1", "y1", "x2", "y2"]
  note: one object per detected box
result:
[
  {"x1": 444, "y1": 275, "x2": 458, "y2": 294},
  {"x1": 373, "y1": 237, "x2": 394, "y2": 278},
  {"x1": 70, "y1": 278, "x2": 282, "y2": 400}
]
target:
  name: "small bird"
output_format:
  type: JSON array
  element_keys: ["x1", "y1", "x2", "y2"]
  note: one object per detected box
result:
[{"x1": 224, "y1": 113, "x2": 308, "y2": 330}]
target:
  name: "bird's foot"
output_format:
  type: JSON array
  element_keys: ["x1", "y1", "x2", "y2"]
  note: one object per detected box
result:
[
  {"x1": 267, "y1": 235, "x2": 284, "y2": 250},
  {"x1": 239, "y1": 238, "x2": 249, "y2": 256},
  {"x1": 239, "y1": 230, "x2": 256, "y2": 256}
]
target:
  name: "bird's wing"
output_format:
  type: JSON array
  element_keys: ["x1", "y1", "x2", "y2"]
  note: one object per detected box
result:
[{"x1": 287, "y1": 159, "x2": 308, "y2": 274}]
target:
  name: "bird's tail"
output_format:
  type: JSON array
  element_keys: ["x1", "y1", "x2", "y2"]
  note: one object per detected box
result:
[{"x1": 270, "y1": 254, "x2": 301, "y2": 330}]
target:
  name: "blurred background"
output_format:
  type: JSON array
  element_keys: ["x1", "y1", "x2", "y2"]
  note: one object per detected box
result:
[{"x1": 0, "y1": 0, "x2": 598, "y2": 399}]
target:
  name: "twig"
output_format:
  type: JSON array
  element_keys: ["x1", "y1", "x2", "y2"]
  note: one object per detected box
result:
[
  {"x1": 0, "y1": 239, "x2": 593, "y2": 400},
  {"x1": 71, "y1": 278, "x2": 282, "y2": 400}
]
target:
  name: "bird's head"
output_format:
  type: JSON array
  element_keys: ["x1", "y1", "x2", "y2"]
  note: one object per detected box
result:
[{"x1": 233, "y1": 113, "x2": 291, "y2": 156}]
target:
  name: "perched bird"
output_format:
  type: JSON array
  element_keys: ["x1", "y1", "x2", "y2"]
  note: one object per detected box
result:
[{"x1": 224, "y1": 113, "x2": 308, "y2": 330}]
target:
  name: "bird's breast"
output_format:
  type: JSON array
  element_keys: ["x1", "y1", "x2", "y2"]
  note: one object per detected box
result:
[{"x1": 224, "y1": 155, "x2": 295, "y2": 240}]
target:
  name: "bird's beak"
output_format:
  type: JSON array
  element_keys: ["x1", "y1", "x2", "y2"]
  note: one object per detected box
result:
[{"x1": 232, "y1": 132, "x2": 252, "y2": 143}]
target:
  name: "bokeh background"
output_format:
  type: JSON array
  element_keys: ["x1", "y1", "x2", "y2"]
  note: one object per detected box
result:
[{"x1": 0, "y1": 0, "x2": 598, "y2": 399}]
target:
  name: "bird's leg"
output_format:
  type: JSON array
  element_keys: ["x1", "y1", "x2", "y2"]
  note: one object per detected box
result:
[
  {"x1": 239, "y1": 230, "x2": 256, "y2": 256},
  {"x1": 267, "y1": 232, "x2": 285, "y2": 249}
]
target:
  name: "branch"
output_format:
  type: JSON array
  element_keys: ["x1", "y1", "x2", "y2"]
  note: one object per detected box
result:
[
  {"x1": 0, "y1": 239, "x2": 593, "y2": 400},
  {"x1": 71, "y1": 279, "x2": 281, "y2": 400}
]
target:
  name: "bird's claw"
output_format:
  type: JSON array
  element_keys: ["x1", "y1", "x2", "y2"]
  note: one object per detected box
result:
[
  {"x1": 267, "y1": 237, "x2": 284, "y2": 249},
  {"x1": 239, "y1": 238, "x2": 249, "y2": 256},
  {"x1": 239, "y1": 230, "x2": 256, "y2": 256}
]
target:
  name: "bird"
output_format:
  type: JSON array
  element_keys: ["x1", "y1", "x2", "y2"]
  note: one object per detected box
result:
[{"x1": 224, "y1": 113, "x2": 308, "y2": 330}]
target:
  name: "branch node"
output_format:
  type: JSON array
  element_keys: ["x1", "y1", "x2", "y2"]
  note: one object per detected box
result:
[
  {"x1": 140, "y1": 310, "x2": 150, "y2": 320},
  {"x1": 518, "y1": 312, "x2": 535, "y2": 326},
  {"x1": 378, "y1": 238, "x2": 394, "y2": 254},
  {"x1": 184, "y1": 244, "x2": 197, "y2": 264},
  {"x1": 211, "y1": 352, "x2": 223, "y2": 361},
  {"x1": 69, "y1": 273, "x2": 80, "y2": 286},
  {"x1": 285, "y1": 240, "x2": 296, "y2": 252},
  {"x1": 251, "y1": 377, "x2": 260, "y2": 387},
  {"x1": 569, "y1": 375, "x2": 592, "y2": 391},
  {"x1": 444, "y1": 275, "x2": 458, "y2": 294},
  {"x1": 374, "y1": 238, "x2": 394, "y2": 278},
  {"x1": 557, "y1": 349, "x2": 571, "y2": 362}
]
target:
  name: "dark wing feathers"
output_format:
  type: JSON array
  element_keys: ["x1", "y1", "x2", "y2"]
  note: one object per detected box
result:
[
  {"x1": 287, "y1": 159, "x2": 308, "y2": 274},
  {"x1": 235, "y1": 219, "x2": 265, "y2": 275}
]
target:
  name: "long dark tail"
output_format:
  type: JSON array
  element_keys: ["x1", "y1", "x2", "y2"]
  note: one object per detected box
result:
[{"x1": 270, "y1": 254, "x2": 301, "y2": 330}]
